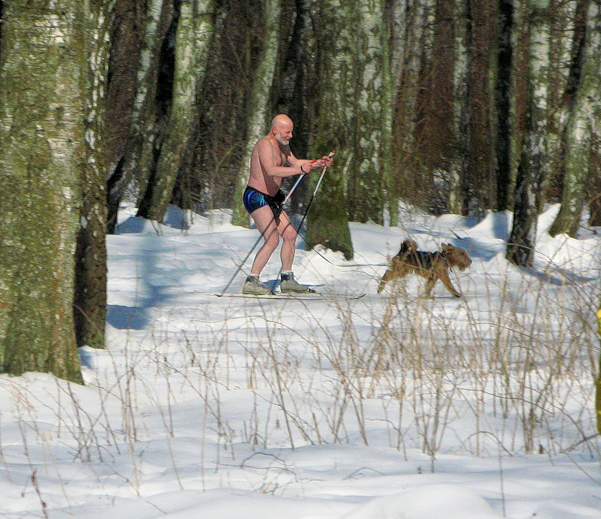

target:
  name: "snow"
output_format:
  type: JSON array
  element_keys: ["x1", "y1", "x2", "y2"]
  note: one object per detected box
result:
[{"x1": 1, "y1": 203, "x2": 600, "y2": 518}]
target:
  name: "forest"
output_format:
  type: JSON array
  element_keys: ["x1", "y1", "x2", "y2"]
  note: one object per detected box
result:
[{"x1": 0, "y1": 0, "x2": 599, "y2": 400}]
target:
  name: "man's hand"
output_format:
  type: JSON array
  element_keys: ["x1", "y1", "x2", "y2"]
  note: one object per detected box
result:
[
  {"x1": 310, "y1": 153, "x2": 335, "y2": 169},
  {"x1": 300, "y1": 159, "x2": 317, "y2": 173},
  {"x1": 300, "y1": 152, "x2": 335, "y2": 173},
  {"x1": 320, "y1": 153, "x2": 335, "y2": 168}
]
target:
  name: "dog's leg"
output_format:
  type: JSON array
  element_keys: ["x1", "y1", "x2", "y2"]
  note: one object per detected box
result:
[
  {"x1": 377, "y1": 269, "x2": 393, "y2": 293},
  {"x1": 378, "y1": 261, "x2": 410, "y2": 294},
  {"x1": 424, "y1": 274, "x2": 437, "y2": 298},
  {"x1": 438, "y1": 269, "x2": 462, "y2": 298}
]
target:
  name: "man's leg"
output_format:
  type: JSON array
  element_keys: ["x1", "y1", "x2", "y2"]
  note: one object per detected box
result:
[
  {"x1": 249, "y1": 206, "x2": 280, "y2": 275},
  {"x1": 276, "y1": 211, "x2": 314, "y2": 293},
  {"x1": 277, "y1": 211, "x2": 298, "y2": 271}
]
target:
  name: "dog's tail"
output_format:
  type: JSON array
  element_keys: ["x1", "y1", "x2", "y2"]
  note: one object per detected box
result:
[{"x1": 398, "y1": 239, "x2": 418, "y2": 256}]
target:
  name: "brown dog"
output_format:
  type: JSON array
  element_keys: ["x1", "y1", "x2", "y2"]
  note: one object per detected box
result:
[{"x1": 377, "y1": 239, "x2": 472, "y2": 298}]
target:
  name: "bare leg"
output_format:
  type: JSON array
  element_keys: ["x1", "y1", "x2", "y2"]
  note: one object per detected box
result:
[
  {"x1": 277, "y1": 211, "x2": 298, "y2": 272},
  {"x1": 249, "y1": 206, "x2": 280, "y2": 275}
]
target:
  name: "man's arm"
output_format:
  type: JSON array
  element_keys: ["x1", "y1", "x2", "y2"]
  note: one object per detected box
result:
[
  {"x1": 285, "y1": 150, "x2": 314, "y2": 174},
  {"x1": 289, "y1": 150, "x2": 335, "y2": 171}
]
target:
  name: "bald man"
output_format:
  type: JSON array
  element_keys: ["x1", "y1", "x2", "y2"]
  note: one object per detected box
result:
[{"x1": 242, "y1": 114, "x2": 334, "y2": 295}]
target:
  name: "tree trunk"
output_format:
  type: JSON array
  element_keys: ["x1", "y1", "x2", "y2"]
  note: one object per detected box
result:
[
  {"x1": 596, "y1": 292, "x2": 601, "y2": 434},
  {"x1": 231, "y1": 0, "x2": 283, "y2": 228},
  {"x1": 305, "y1": 0, "x2": 353, "y2": 260},
  {"x1": 275, "y1": 0, "x2": 316, "y2": 159},
  {"x1": 507, "y1": 0, "x2": 551, "y2": 267},
  {"x1": 392, "y1": 0, "x2": 428, "y2": 209},
  {"x1": 414, "y1": 0, "x2": 436, "y2": 207},
  {"x1": 382, "y1": 0, "x2": 396, "y2": 225},
  {"x1": 549, "y1": 0, "x2": 600, "y2": 237},
  {"x1": 107, "y1": 0, "x2": 170, "y2": 232},
  {"x1": 191, "y1": 1, "x2": 256, "y2": 211},
  {"x1": 348, "y1": 1, "x2": 385, "y2": 224},
  {"x1": 426, "y1": 0, "x2": 459, "y2": 214},
  {"x1": 545, "y1": 0, "x2": 578, "y2": 202},
  {"x1": 275, "y1": 0, "x2": 317, "y2": 216},
  {"x1": 466, "y1": 0, "x2": 497, "y2": 212},
  {"x1": 495, "y1": 0, "x2": 514, "y2": 211},
  {"x1": 105, "y1": 0, "x2": 148, "y2": 232},
  {"x1": 450, "y1": 0, "x2": 472, "y2": 214},
  {"x1": 74, "y1": 0, "x2": 113, "y2": 350},
  {"x1": 138, "y1": 0, "x2": 215, "y2": 222},
  {"x1": 0, "y1": 0, "x2": 84, "y2": 382},
  {"x1": 590, "y1": 165, "x2": 601, "y2": 226}
]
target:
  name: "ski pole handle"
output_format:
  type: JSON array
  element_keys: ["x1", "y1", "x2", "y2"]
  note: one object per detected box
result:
[{"x1": 312, "y1": 151, "x2": 335, "y2": 195}]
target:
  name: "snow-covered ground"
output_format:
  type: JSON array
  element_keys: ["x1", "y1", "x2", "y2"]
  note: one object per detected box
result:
[{"x1": 1, "y1": 203, "x2": 600, "y2": 518}]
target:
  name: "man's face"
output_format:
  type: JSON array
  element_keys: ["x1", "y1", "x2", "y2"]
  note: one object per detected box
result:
[{"x1": 274, "y1": 122, "x2": 294, "y2": 145}]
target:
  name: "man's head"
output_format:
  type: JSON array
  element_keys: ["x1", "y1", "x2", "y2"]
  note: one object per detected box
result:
[{"x1": 271, "y1": 114, "x2": 294, "y2": 145}]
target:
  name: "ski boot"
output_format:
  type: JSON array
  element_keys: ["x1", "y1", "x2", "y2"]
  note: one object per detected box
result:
[
  {"x1": 280, "y1": 272, "x2": 315, "y2": 294},
  {"x1": 242, "y1": 275, "x2": 272, "y2": 295}
]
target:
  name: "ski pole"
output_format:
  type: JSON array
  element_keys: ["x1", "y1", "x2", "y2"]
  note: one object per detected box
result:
[
  {"x1": 296, "y1": 150, "x2": 335, "y2": 231},
  {"x1": 271, "y1": 151, "x2": 335, "y2": 293},
  {"x1": 217, "y1": 171, "x2": 308, "y2": 297}
]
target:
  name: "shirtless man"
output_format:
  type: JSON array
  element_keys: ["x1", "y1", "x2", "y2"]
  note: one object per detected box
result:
[{"x1": 242, "y1": 114, "x2": 334, "y2": 295}]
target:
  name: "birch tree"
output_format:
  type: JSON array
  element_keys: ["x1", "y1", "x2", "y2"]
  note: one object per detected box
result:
[
  {"x1": 448, "y1": 0, "x2": 470, "y2": 214},
  {"x1": 427, "y1": 0, "x2": 457, "y2": 213},
  {"x1": 275, "y1": 0, "x2": 316, "y2": 158},
  {"x1": 348, "y1": 1, "x2": 386, "y2": 224},
  {"x1": 545, "y1": 0, "x2": 576, "y2": 198},
  {"x1": 106, "y1": 0, "x2": 168, "y2": 232},
  {"x1": 381, "y1": 0, "x2": 396, "y2": 224},
  {"x1": 190, "y1": 2, "x2": 258, "y2": 212},
  {"x1": 231, "y1": 0, "x2": 283, "y2": 228},
  {"x1": 597, "y1": 291, "x2": 601, "y2": 434},
  {"x1": 495, "y1": 0, "x2": 515, "y2": 211},
  {"x1": 305, "y1": 0, "x2": 353, "y2": 260},
  {"x1": 0, "y1": 0, "x2": 84, "y2": 382},
  {"x1": 549, "y1": 0, "x2": 600, "y2": 237},
  {"x1": 392, "y1": 0, "x2": 429, "y2": 209},
  {"x1": 275, "y1": 0, "x2": 317, "y2": 216},
  {"x1": 74, "y1": 0, "x2": 113, "y2": 351},
  {"x1": 138, "y1": 0, "x2": 215, "y2": 222},
  {"x1": 591, "y1": 169, "x2": 601, "y2": 226},
  {"x1": 467, "y1": 0, "x2": 497, "y2": 211},
  {"x1": 413, "y1": 0, "x2": 436, "y2": 205},
  {"x1": 507, "y1": 0, "x2": 551, "y2": 267}
]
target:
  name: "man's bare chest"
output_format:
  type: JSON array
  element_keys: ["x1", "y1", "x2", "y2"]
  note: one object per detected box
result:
[{"x1": 272, "y1": 147, "x2": 286, "y2": 167}]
